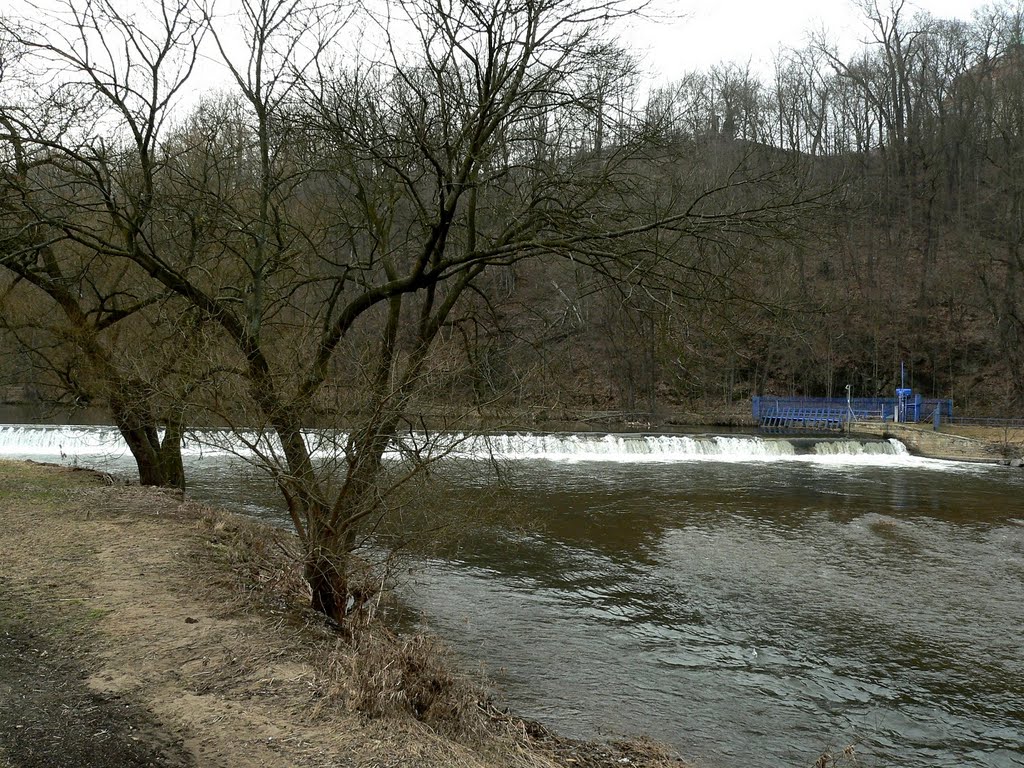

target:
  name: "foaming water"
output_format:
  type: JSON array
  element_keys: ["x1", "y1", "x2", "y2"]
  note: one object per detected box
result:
[
  {"x1": 0, "y1": 424, "x2": 132, "y2": 457},
  {"x1": 0, "y1": 424, "x2": 972, "y2": 470}
]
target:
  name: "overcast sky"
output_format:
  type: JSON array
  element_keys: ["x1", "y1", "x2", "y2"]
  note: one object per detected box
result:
[
  {"x1": 5, "y1": 0, "x2": 1001, "y2": 101},
  {"x1": 622, "y1": 0, "x2": 995, "y2": 84}
]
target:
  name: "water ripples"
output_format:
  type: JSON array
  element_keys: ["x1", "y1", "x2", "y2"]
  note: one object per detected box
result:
[
  {"x1": 409, "y1": 462, "x2": 1024, "y2": 768},
  {"x1": 4, "y1": 425, "x2": 1023, "y2": 766}
]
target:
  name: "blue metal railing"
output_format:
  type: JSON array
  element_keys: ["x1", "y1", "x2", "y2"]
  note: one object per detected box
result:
[
  {"x1": 753, "y1": 395, "x2": 954, "y2": 432},
  {"x1": 759, "y1": 405, "x2": 847, "y2": 433}
]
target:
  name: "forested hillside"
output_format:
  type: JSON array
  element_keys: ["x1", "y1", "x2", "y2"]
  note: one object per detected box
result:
[{"x1": 3, "y1": 0, "x2": 1022, "y2": 422}]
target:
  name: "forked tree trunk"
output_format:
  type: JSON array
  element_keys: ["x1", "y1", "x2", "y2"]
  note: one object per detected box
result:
[
  {"x1": 297, "y1": 448, "x2": 386, "y2": 623},
  {"x1": 110, "y1": 394, "x2": 186, "y2": 489},
  {"x1": 119, "y1": 421, "x2": 186, "y2": 489}
]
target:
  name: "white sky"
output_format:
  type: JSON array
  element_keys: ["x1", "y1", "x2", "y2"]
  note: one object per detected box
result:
[
  {"x1": 622, "y1": 0, "x2": 995, "y2": 84},
  {"x1": 6, "y1": 0, "x2": 1001, "y2": 101}
]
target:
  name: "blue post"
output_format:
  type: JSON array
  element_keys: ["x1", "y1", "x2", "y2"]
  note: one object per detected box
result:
[
  {"x1": 933, "y1": 406, "x2": 941, "y2": 431},
  {"x1": 895, "y1": 388, "x2": 913, "y2": 423}
]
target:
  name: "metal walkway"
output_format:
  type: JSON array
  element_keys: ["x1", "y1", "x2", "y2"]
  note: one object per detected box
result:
[
  {"x1": 758, "y1": 406, "x2": 847, "y2": 433},
  {"x1": 753, "y1": 396, "x2": 954, "y2": 433}
]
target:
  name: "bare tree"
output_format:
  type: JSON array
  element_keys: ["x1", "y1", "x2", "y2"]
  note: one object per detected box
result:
[
  {"x1": 1, "y1": 0, "x2": 822, "y2": 621},
  {"x1": 0, "y1": 0, "x2": 205, "y2": 486}
]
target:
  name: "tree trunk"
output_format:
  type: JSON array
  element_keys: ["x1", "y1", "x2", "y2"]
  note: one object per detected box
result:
[
  {"x1": 297, "y1": 426, "x2": 394, "y2": 623},
  {"x1": 303, "y1": 538, "x2": 353, "y2": 622},
  {"x1": 118, "y1": 422, "x2": 186, "y2": 489},
  {"x1": 156, "y1": 420, "x2": 185, "y2": 490},
  {"x1": 109, "y1": 394, "x2": 186, "y2": 489}
]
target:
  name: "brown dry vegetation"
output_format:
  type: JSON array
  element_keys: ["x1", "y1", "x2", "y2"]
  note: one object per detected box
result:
[
  {"x1": 0, "y1": 459, "x2": 686, "y2": 768},
  {"x1": 940, "y1": 424, "x2": 1024, "y2": 449}
]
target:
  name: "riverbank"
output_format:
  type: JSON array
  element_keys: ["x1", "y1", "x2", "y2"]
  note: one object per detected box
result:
[
  {"x1": 0, "y1": 460, "x2": 685, "y2": 768},
  {"x1": 848, "y1": 421, "x2": 1024, "y2": 463}
]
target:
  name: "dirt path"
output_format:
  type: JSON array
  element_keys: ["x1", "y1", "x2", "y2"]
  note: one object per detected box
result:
[
  {"x1": 0, "y1": 462, "x2": 364, "y2": 768},
  {"x1": 0, "y1": 577, "x2": 193, "y2": 768},
  {"x1": 0, "y1": 461, "x2": 685, "y2": 768}
]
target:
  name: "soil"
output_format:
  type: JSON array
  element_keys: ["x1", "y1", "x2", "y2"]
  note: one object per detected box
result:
[
  {"x1": 0, "y1": 581, "x2": 193, "y2": 768},
  {"x1": 0, "y1": 460, "x2": 688, "y2": 768}
]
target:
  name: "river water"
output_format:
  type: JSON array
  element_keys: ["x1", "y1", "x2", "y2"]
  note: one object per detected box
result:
[{"x1": 1, "y1": 425, "x2": 1022, "y2": 767}]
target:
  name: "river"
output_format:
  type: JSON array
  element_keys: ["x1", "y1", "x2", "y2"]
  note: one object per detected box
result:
[{"x1": 1, "y1": 424, "x2": 1022, "y2": 767}]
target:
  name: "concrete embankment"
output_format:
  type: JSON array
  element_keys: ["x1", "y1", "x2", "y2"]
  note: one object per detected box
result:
[{"x1": 849, "y1": 421, "x2": 1016, "y2": 463}]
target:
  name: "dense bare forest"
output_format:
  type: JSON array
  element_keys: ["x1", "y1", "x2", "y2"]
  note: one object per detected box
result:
[
  {"x1": 4, "y1": 1, "x2": 1022, "y2": 421},
  {"x1": 2, "y1": 0, "x2": 1023, "y2": 617}
]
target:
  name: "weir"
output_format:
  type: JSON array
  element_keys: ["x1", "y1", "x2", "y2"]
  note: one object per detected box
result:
[{"x1": 0, "y1": 423, "x2": 919, "y2": 467}]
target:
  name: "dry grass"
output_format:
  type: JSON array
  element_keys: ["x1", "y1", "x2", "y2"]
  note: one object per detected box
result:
[
  {"x1": 309, "y1": 628, "x2": 482, "y2": 729},
  {"x1": 194, "y1": 508, "x2": 310, "y2": 605},
  {"x1": 190, "y1": 506, "x2": 486, "y2": 730},
  {"x1": 177, "y1": 486, "x2": 689, "y2": 768},
  {"x1": 813, "y1": 744, "x2": 859, "y2": 767},
  {"x1": 1, "y1": 460, "x2": 688, "y2": 768},
  {"x1": 940, "y1": 424, "x2": 1024, "y2": 453}
]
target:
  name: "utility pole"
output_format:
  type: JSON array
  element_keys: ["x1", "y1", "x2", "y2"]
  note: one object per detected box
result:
[{"x1": 845, "y1": 383, "x2": 852, "y2": 433}]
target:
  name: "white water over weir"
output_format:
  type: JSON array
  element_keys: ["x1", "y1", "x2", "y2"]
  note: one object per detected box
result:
[{"x1": 0, "y1": 423, "x2": 933, "y2": 468}]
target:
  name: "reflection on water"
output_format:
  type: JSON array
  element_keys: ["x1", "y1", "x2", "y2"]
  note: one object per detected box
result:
[
  {"x1": 2, "y1": 426, "x2": 1023, "y2": 767},
  {"x1": 404, "y1": 462, "x2": 1024, "y2": 768}
]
